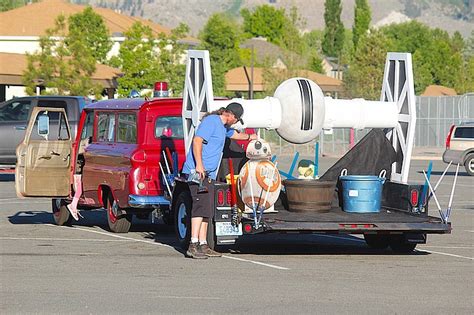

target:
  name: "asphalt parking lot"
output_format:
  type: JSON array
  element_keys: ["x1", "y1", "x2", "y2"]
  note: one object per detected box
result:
[{"x1": 1, "y1": 158, "x2": 473, "y2": 314}]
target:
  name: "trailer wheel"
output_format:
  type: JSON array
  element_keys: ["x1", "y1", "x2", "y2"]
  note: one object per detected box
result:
[
  {"x1": 389, "y1": 235, "x2": 417, "y2": 253},
  {"x1": 174, "y1": 191, "x2": 192, "y2": 249},
  {"x1": 52, "y1": 198, "x2": 72, "y2": 226},
  {"x1": 464, "y1": 154, "x2": 474, "y2": 176},
  {"x1": 106, "y1": 194, "x2": 132, "y2": 233},
  {"x1": 364, "y1": 234, "x2": 390, "y2": 250}
]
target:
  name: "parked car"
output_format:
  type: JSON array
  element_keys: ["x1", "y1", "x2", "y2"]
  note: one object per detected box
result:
[
  {"x1": 442, "y1": 122, "x2": 474, "y2": 175},
  {"x1": 0, "y1": 96, "x2": 89, "y2": 165}
]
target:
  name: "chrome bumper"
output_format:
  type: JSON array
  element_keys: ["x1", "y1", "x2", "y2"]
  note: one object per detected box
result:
[{"x1": 128, "y1": 194, "x2": 170, "y2": 208}]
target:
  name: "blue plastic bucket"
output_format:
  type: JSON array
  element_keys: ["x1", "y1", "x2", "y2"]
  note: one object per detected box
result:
[{"x1": 339, "y1": 170, "x2": 386, "y2": 213}]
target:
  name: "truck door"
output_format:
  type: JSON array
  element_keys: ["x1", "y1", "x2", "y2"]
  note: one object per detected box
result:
[{"x1": 15, "y1": 107, "x2": 72, "y2": 197}]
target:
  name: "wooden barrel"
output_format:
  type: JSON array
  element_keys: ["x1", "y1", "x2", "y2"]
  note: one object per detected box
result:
[{"x1": 283, "y1": 179, "x2": 336, "y2": 213}]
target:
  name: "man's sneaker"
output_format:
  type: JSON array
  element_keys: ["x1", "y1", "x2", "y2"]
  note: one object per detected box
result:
[
  {"x1": 199, "y1": 244, "x2": 222, "y2": 257},
  {"x1": 186, "y1": 242, "x2": 207, "y2": 259}
]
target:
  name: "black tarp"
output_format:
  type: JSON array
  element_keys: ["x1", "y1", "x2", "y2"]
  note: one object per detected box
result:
[{"x1": 320, "y1": 128, "x2": 397, "y2": 207}]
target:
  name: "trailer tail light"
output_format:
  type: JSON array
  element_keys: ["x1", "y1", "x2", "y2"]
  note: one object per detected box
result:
[
  {"x1": 244, "y1": 224, "x2": 252, "y2": 233},
  {"x1": 217, "y1": 189, "x2": 225, "y2": 206},
  {"x1": 410, "y1": 189, "x2": 419, "y2": 207},
  {"x1": 226, "y1": 188, "x2": 232, "y2": 205},
  {"x1": 445, "y1": 125, "x2": 455, "y2": 149}
]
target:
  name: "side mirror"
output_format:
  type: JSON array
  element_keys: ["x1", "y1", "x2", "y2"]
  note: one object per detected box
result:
[{"x1": 38, "y1": 113, "x2": 49, "y2": 138}]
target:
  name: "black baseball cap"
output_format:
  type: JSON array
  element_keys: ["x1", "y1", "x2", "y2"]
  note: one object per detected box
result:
[{"x1": 226, "y1": 102, "x2": 244, "y2": 124}]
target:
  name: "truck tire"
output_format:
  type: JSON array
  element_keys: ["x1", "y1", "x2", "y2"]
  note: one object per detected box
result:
[
  {"x1": 464, "y1": 154, "x2": 474, "y2": 176},
  {"x1": 389, "y1": 235, "x2": 417, "y2": 253},
  {"x1": 52, "y1": 198, "x2": 72, "y2": 226},
  {"x1": 106, "y1": 193, "x2": 132, "y2": 233},
  {"x1": 364, "y1": 234, "x2": 389, "y2": 250},
  {"x1": 174, "y1": 191, "x2": 192, "y2": 249}
]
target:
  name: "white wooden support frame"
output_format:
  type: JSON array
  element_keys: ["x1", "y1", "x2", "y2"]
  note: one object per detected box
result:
[
  {"x1": 182, "y1": 50, "x2": 214, "y2": 155},
  {"x1": 381, "y1": 53, "x2": 417, "y2": 183}
]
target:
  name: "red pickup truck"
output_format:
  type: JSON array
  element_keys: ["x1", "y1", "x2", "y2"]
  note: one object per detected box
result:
[{"x1": 16, "y1": 97, "x2": 187, "y2": 232}]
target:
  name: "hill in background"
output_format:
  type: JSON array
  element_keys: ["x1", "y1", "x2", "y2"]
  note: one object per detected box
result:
[{"x1": 73, "y1": 0, "x2": 473, "y2": 37}]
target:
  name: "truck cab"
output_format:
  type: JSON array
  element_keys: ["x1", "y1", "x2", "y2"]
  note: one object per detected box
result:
[{"x1": 16, "y1": 97, "x2": 186, "y2": 232}]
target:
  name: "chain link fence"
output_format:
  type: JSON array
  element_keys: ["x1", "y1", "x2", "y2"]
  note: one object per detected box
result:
[{"x1": 260, "y1": 94, "x2": 474, "y2": 157}]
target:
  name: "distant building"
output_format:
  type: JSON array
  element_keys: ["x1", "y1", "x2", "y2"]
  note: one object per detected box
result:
[
  {"x1": 321, "y1": 57, "x2": 344, "y2": 80},
  {"x1": 421, "y1": 85, "x2": 457, "y2": 96},
  {"x1": 225, "y1": 67, "x2": 344, "y2": 98},
  {"x1": 0, "y1": 0, "x2": 198, "y2": 100},
  {"x1": 240, "y1": 37, "x2": 290, "y2": 69}
]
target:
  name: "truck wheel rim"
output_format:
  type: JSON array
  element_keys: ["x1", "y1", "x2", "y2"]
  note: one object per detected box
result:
[
  {"x1": 53, "y1": 199, "x2": 61, "y2": 217},
  {"x1": 108, "y1": 201, "x2": 118, "y2": 224},
  {"x1": 177, "y1": 203, "x2": 187, "y2": 239}
]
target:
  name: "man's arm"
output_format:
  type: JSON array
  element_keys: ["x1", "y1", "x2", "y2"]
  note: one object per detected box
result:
[
  {"x1": 230, "y1": 131, "x2": 258, "y2": 141},
  {"x1": 192, "y1": 136, "x2": 205, "y2": 178}
]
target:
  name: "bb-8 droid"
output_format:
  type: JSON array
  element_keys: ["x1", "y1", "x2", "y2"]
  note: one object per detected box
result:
[{"x1": 238, "y1": 140, "x2": 281, "y2": 211}]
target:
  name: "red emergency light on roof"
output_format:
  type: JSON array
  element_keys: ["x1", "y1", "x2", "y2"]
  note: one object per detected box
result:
[{"x1": 153, "y1": 81, "x2": 169, "y2": 98}]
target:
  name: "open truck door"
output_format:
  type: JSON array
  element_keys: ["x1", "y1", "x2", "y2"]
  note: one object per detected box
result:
[{"x1": 15, "y1": 107, "x2": 72, "y2": 197}]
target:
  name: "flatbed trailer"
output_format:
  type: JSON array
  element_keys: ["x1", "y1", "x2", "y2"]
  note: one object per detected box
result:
[
  {"x1": 171, "y1": 51, "x2": 452, "y2": 254},
  {"x1": 172, "y1": 178, "x2": 452, "y2": 253}
]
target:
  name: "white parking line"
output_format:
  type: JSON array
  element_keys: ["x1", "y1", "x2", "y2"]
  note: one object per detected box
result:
[
  {"x1": 319, "y1": 235, "x2": 474, "y2": 260},
  {"x1": 222, "y1": 255, "x2": 289, "y2": 270},
  {"x1": 53, "y1": 225, "x2": 174, "y2": 249},
  {"x1": 0, "y1": 237, "x2": 131, "y2": 242},
  {"x1": 153, "y1": 295, "x2": 221, "y2": 300},
  {"x1": 416, "y1": 249, "x2": 474, "y2": 260},
  {"x1": 49, "y1": 225, "x2": 290, "y2": 270},
  {"x1": 422, "y1": 245, "x2": 473, "y2": 249}
]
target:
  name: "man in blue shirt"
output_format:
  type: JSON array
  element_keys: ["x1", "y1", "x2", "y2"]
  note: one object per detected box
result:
[{"x1": 183, "y1": 102, "x2": 257, "y2": 259}]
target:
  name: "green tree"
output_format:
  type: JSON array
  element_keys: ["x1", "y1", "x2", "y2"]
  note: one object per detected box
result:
[
  {"x1": 22, "y1": 14, "x2": 101, "y2": 97},
  {"x1": 281, "y1": 6, "x2": 306, "y2": 55},
  {"x1": 344, "y1": 30, "x2": 393, "y2": 99},
  {"x1": 460, "y1": 31, "x2": 474, "y2": 93},
  {"x1": 382, "y1": 21, "x2": 465, "y2": 93},
  {"x1": 109, "y1": 22, "x2": 159, "y2": 97},
  {"x1": 199, "y1": 13, "x2": 241, "y2": 96},
  {"x1": 0, "y1": 0, "x2": 39, "y2": 12},
  {"x1": 155, "y1": 23, "x2": 190, "y2": 96},
  {"x1": 322, "y1": 0, "x2": 345, "y2": 57},
  {"x1": 241, "y1": 5, "x2": 288, "y2": 45},
  {"x1": 67, "y1": 6, "x2": 112, "y2": 63},
  {"x1": 110, "y1": 21, "x2": 189, "y2": 97},
  {"x1": 302, "y1": 30, "x2": 324, "y2": 73},
  {"x1": 352, "y1": 0, "x2": 371, "y2": 50}
]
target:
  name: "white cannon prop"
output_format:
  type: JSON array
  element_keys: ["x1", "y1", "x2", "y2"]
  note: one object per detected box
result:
[{"x1": 182, "y1": 50, "x2": 416, "y2": 184}]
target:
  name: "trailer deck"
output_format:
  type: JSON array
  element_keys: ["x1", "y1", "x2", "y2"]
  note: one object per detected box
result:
[{"x1": 242, "y1": 207, "x2": 451, "y2": 234}]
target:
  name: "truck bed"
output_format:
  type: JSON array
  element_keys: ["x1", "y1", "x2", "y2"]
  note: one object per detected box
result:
[{"x1": 244, "y1": 206, "x2": 451, "y2": 234}]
